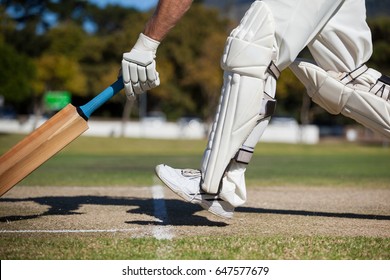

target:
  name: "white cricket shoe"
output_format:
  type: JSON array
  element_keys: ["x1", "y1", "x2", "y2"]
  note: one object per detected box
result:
[{"x1": 155, "y1": 164, "x2": 234, "y2": 219}]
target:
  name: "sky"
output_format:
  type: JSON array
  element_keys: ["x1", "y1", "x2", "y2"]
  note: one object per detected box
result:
[{"x1": 88, "y1": 0, "x2": 158, "y2": 11}]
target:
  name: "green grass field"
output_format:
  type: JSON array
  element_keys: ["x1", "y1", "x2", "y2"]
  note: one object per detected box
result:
[
  {"x1": 1, "y1": 235, "x2": 387, "y2": 260},
  {"x1": 1, "y1": 134, "x2": 389, "y2": 188},
  {"x1": 0, "y1": 134, "x2": 389, "y2": 260}
]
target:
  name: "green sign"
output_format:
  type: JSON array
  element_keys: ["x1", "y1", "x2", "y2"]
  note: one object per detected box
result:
[{"x1": 44, "y1": 91, "x2": 71, "y2": 111}]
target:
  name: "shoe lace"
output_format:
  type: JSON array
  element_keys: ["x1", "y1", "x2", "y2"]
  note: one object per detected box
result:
[
  {"x1": 181, "y1": 169, "x2": 201, "y2": 178},
  {"x1": 180, "y1": 169, "x2": 203, "y2": 202}
]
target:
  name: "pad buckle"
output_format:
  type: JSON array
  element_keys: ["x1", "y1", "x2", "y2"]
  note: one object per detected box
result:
[
  {"x1": 260, "y1": 96, "x2": 277, "y2": 119},
  {"x1": 235, "y1": 146, "x2": 254, "y2": 164}
]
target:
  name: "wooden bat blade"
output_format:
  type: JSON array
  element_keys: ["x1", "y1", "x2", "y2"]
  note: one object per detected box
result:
[{"x1": 0, "y1": 104, "x2": 88, "y2": 196}]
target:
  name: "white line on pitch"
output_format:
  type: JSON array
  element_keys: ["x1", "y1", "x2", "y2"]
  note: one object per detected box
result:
[
  {"x1": 0, "y1": 229, "x2": 136, "y2": 234},
  {"x1": 151, "y1": 184, "x2": 174, "y2": 240}
]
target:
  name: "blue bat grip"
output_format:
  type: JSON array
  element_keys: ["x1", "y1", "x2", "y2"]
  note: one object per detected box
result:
[{"x1": 78, "y1": 77, "x2": 124, "y2": 119}]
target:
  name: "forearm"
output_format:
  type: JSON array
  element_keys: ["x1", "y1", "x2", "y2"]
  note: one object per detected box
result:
[{"x1": 144, "y1": 0, "x2": 193, "y2": 41}]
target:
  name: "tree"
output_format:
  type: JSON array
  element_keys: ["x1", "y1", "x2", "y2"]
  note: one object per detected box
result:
[
  {"x1": 0, "y1": 42, "x2": 35, "y2": 105},
  {"x1": 86, "y1": 4, "x2": 142, "y2": 36},
  {"x1": 183, "y1": 31, "x2": 226, "y2": 121},
  {"x1": 45, "y1": 21, "x2": 86, "y2": 59},
  {"x1": 30, "y1": 22, "x2": 87, "y2": 117},
  {"x1": 34, "y1": 54, "x2": 86, "y2": 95},
  {"x1": 0, "y1": 0, "x2": 88, "y2": 32},
  {"x1": 368, "y1": 17, "x2": 390, "y2": 73},
  {"x1": 148, "y1": 4, "x2": 229, "y2": 121},
  {"x1": 3, "y1": 1, "x2": 387, "y2": 125}
]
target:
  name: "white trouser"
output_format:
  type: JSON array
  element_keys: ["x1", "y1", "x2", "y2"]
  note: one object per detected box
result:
[
  {"x1": 217, "y1": 0, "x2": 372, "y2": 207},
  {"x1": 308, "y1": 0, "x2": 372, "y2": 72},
  {"x1": 289, "y1": 2, "x2": 389, "y2": 139}
]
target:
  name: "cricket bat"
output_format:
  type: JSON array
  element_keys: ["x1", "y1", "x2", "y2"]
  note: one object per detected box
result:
[{"x1": 0, "y1": 77, "x2": 124, "y2": 197}]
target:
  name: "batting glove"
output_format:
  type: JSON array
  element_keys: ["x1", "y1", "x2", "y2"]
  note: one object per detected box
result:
[{"x1": 122, "y1": 33, "x2": 160, "y2": 99}]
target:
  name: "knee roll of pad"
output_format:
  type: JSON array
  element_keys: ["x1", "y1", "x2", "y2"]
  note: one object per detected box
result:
[{"x1": 221, "y1": 0, "x2": 277, "y2": 79}]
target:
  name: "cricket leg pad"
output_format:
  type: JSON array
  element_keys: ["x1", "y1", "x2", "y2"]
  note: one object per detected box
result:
[
  {"x1": 290, "y1": 59, "x2": 390, "y2": 138},
  {"x1": 201, "y1": 0, "x2": 278, "y2": 195},
  {"x1": 219, "y1": 73, "x2": 277, "y2": 207},
  {"x1": 201, "y1": 73, "x2": 268, "y2": 195}
]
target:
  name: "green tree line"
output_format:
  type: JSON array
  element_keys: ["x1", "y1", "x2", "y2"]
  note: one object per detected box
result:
[{"x1": 0, "y1": 0, "x2": 389, "y2": 127}]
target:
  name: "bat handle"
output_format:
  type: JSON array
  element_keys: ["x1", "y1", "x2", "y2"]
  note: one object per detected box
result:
[{"x1": 78, "y1": 76, "x2": 124, "y2": 120}]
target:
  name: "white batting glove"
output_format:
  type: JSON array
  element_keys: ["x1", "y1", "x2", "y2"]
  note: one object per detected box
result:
[{"x1": 122, "y1": 33, "x2": 160, "y2": 99}]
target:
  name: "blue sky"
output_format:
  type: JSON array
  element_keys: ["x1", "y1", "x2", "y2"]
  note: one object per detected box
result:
[{"x1": 89, "y1": 0, "x2": 158, "y2": 11}]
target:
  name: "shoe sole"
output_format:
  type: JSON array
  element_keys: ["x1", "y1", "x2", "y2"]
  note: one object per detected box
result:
[{"x1": 155, "y1": 166, "x2": 232, "y2": 219}]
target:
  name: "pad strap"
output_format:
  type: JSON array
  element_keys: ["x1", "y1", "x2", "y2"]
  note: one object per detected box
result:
[
  {"x1": 267, "y1": 61, "x2": 281, "y2": 80},
  {"x1": 234, "y1": 62, "x2": 278, "y2": 165},
  {"x1": 341, "y1": 64, "x2": 368, "y2": 83},
  {"x1": 341, "y1": 64, "x2": 390, "y2": 102},
  {"x1": 263, "y1": 61, "x2": 279, "y2": 118},
  {"x1": 261, "y1": 94, "x2": 277, "y2": 118},
  {"x1": 235, "y1": 146, "x2": 255, "y2": 164},
  {"x1": 370, "y1": 75, "x2": 390, "y2": 102},
  {"x1": 234, "y1": 95, "x2": 276, "y2": 164}
]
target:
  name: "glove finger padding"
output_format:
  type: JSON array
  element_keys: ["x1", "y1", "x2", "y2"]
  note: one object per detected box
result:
[
  {"x1": 129, "y1": 63, "x2": 139, "y2": 83},
  {"x1": 137, "y1": 65, "x2": 147, "y2": 83},
  {"x1": 146, "y1": 61, "x2": 158, "y2": 81}
]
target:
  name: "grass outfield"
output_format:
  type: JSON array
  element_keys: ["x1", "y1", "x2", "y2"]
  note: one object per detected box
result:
[
  {"x1": 0, "y1": 134, "x2": 389, "y2": 260},
  {"x1": 0, "y1": 134, "x2": 389, "y2": 188},
  {"x1": 1, "y1": 236, "x2": 388, "y2": 260}
]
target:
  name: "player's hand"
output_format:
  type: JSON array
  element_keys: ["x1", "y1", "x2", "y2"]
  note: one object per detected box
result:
[{"x1": 122, "y1": 33, "x2": 160, "y2": 99}]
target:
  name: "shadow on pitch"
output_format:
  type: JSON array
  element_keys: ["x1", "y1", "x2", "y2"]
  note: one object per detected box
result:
[
  {"x1": 1, "y1": 196, "x2": 390, "y2": 226},
  {"x1": 236, "y1": 207, "x2": 390, "y2": 221},
  {"x1": 0, "y1": 196, "x2": 228, "y2": 227}
]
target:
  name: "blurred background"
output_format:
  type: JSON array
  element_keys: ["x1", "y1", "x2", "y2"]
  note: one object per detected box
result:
[{"x1": 0, "y1": 0, "x2": 389, "y2": 143}]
